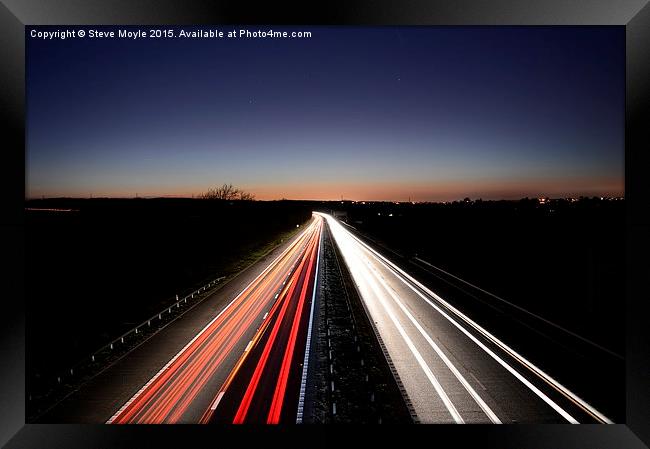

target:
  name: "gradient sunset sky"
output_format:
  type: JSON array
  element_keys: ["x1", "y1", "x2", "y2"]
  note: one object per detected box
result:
[{"x1": 27, "y1": 26, "x2": 624, "y2": 201}]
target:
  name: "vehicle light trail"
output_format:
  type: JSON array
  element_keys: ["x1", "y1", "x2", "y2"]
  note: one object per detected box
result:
[
  {"x1": 107, "y1": 215, "x2": 323, "y2": 424},
  {"x1": 358, "y1": 257, "x2": 501, "y2": 423},
  {"x1": 320, "y1": 212, "x2": 612, "y2": 424},
  {"x1": 205, "y1": 216, "x2": 323, "y2": 424},
  {"x1": 266, "y1": 225, "x2": 318, "y2": 423},
  {"x1": 231, "y1": 230, "x2": 317, "y2": 423}
]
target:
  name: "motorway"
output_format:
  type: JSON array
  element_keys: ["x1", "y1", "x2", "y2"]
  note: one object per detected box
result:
[
  {"x1": 320, "y1": 213, "x2": 613, "y2": 424},
  {"x1": 46, "y1": 209, "x2": 613, "y2": 425},
  {"x1": 107, "y1": 215, "x2": 323, "y2": 424}
]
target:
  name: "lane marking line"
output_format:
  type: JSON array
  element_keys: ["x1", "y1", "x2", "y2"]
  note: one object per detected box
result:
[
  {"x1": 296, "y1": 217, "x2": 323, "y2": 423},
  {"x1": 469, "y1": 371, "x2": 487, "y2": 391},
  {"x1": 210, "y1": 392, "x2": 225, "y2": 410},
  {"x1": 268, "y1": 222, "x2": 321, "y2": 423}
]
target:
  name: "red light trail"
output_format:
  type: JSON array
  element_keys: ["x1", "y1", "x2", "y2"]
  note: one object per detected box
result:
[
  {"x1": 207, "y1": 216, "x2": 322, "y2": 424},
  {"x1": 108, "y1": 215, "x2": 323, "y2": 424}
]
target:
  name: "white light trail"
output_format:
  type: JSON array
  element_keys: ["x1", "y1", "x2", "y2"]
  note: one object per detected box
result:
[{"x1": 321, "y1": 213, "x2": 613, "y2": 424}]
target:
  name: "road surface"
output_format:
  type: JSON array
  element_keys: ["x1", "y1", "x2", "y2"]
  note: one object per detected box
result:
[
  {"x1": 320, "y1": 212, "x2": 612, "y2": 424},
  {"x1": 108, "y1": 215, "x2": 323, "y2": 424},
  {"x1": 203, "y1": 216, "x2": 322, "y2": 424}
]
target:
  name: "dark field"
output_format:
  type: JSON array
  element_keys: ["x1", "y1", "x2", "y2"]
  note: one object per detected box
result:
[
  {"x1": 26, "y1": 198, "x2": 313, "y2": 395},
  {"x1": 321, "y1": 197, "x2": 625, "y2": 356}
]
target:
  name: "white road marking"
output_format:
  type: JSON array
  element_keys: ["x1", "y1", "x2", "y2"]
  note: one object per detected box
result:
[
  {"x1": 296, "y1": 217, "x2": 323, "y2": 424},
  {"x1": 469, "y1": 371, "x2": 487, "y2": 391},
  {"x1": 210, "y1": 392, "x2": 225, "y2": 410}
]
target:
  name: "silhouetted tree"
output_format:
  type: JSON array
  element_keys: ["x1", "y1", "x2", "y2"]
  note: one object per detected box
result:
[
  {"x1": 238, "y1": 190, "x2": 255, "y2": 201},
  {"x1": 199, "y1": 183, "x2": 255, "y2": 201}
]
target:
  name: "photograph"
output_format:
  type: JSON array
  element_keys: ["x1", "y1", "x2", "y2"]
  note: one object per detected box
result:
[{"x1": 23, "y1": 25, "x2": 626, "y2": 426}]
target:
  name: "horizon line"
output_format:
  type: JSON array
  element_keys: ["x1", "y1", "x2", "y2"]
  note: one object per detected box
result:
[{"x1": 25, "y1": 194, "x2": 626, "y2": 203}]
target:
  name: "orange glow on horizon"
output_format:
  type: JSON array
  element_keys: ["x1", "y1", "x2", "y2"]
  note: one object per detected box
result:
[
  {"x1": 241, "y1": 176, "x2": 625, "y2": 202},
  {"x1": 27, "y1": 176, "x2": 624, "y2": 203}
]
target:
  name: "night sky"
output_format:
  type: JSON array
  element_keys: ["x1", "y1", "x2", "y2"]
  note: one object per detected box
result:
[{"x1": 26, "y1": 26, "x2": 624, "y2": 201}]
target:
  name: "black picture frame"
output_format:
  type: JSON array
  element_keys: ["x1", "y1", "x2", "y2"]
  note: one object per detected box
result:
[{"x1": 1, "y1": 1, "x2": 648, "y2": 447}]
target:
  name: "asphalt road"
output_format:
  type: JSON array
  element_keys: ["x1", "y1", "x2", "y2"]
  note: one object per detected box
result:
[
  {"x1": 107, "y1": 216, "x2": 323, "y2": 423},
  {"x1": 321, "y1": 213, "x2": 613, "y2": 424},
  {"x1": 204, "y1": 216, "x2": 322, "y2": 424},
  {"x1": 39, "y1": 216, "x2": 319, "y2": 423}
]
